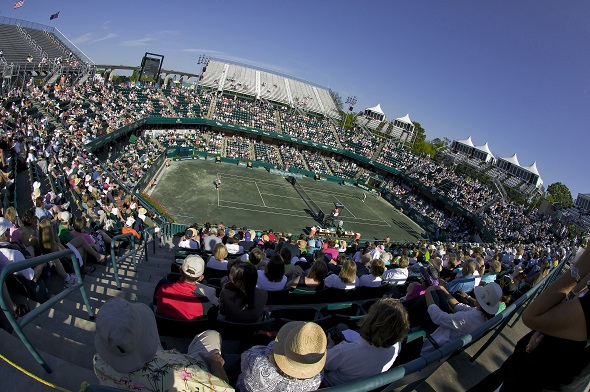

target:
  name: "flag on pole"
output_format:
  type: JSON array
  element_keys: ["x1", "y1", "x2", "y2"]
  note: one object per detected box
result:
[
  {"x1": 50, "y1": 11, "x2": 60, "y2": 20},
  {"x1": 13, "y1": 0, "x2": 24, "y2": 9}
]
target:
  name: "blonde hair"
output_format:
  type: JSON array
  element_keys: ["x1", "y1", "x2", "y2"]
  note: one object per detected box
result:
[
  {"x1": 212, "y1": 243, "x2": 228, "y2": 260},
  {"x1": 4, "y1": 206, "x2": 17, "y2": 224},
  {"x1": 338, "y1": 259, "x2": 357, "y2": 284}
]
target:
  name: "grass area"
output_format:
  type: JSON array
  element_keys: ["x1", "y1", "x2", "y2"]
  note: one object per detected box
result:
[{"x1": 149, "y1": 159, "x2": 425, "y2": 241}]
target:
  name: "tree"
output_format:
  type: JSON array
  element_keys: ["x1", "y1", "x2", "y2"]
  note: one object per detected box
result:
[
  {"x1": 410, "y1": 121, "x2": 427, "y2": 155},
  {"x1": 546, "y1": 182, "x2": 574, "y2": 208},
  {"x1": 329, "y1": 89, "x2": 343, "y2": 112}
]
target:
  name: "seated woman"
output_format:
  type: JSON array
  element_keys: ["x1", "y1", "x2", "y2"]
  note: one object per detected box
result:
[
  {"x1": 323, "y1": 298, "x2": 410, "y2": 386},
  {"x1": 36, "y1": 218, "x2": 79, "y2": 288},
  {"x1": 71, "y1": 216, "x2": 113, "y2": 255},
  {"x1": 359, "y1": 258, "x2": 386, "y2": 287},
  {"x1": 237, "y1": 321, "x2": 326, "y2": 391},
  {"x1": 382, "y1": 255, "x2": 410, "y2": 285},
  {"x1": 206, "y1": 243, "x2": 230, "y2": 270},
  {"x1": 298, "y1": 259, "x2": 328, "y2": 290},
  {"x1": 324, "y1": 239, "x2": 339, "y2": 261},
  {"x1": 324, "y1": 259, "x2": 358, "y2": 290},
  {"x1": 480, "y1": 260, "x2": 502, "y2": 285},
  {"x1": 219, "y1": 263, "x2": 268, "y2": 323},
  {"x1": 256, "y1": 254, "x2": 301, "y2": 291}
]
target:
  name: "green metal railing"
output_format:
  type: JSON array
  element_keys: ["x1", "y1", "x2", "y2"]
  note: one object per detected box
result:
[
  {"x1": 109, "y1": 233, "x2": 137, "y2": 290},
  {"x1": 0, "y1": 249, "x2": 95, "y2": 373}
]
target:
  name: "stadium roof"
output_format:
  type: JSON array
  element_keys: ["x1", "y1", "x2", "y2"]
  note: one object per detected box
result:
[
  {"x1": 367, "y1": 103, "x2": 384, "y2": 115},
  {"x1": 522, "y1": 161, "x2": 540, "y2": 176},
  {"x1": 396, "y1": 113, "x2": 412, "y2": 124},
  {"x1": 501, "y1": 153, "x2": 521, "y2": 167},
  {"x1": 457, "y1": 136, "x2": 474, "y2": 147},
  {"x1": 474, "y1": 142, "x2": 494, "y2": 157}
]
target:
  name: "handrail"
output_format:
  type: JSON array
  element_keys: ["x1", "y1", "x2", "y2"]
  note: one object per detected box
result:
[
  {"x1": 0, "y1": 249, "x2": 95, "y2": 373},
  {"x1": 109, "y1": 233, "x2": 137, "y2": 289},
  {"x1": 142, "y1": 226, "x2": 157, "y2": 262}
]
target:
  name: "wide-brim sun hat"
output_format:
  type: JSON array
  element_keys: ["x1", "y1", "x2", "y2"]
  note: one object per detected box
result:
[
  {"x1": 474, "y1": 282, "x2": 502, "y2": 315},
  {"x1": 273, "y1": 321, "x2": 326, "y2": 379},
  {"x1": 94, "y1": 297, "x2": 160, "y2": 373}
]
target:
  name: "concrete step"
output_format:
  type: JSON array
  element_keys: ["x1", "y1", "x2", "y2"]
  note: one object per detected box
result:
[
  {"x1": 26, "y1": 306, "x2": 96, "y2": 347},
  {"x1": 0, "y1": 329, "x2": 98, "y2": 390},
  {"x1": 19, "y1": 323, "x2": 96, "y2": 371}
]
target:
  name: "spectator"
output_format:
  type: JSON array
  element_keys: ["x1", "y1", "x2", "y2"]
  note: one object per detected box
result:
[
  {"x1": 93, "y1": 297, "x2": 233, "y2": 390},
  {"x1": 219, "y1": 262, "x2": 267, "y2": 323},
  {"x1": 256, "y1": 254, "x2": 301, "y2": 291},
  {"x1": 298, "y1": 259, "x2": 328, "y2": 289},
  {"x1": 358, "y1": 258, "x2": 386, "y2": 287},
  {"x1": 154, "y1": 255, "x2": 218, "y2": 320},
  {"x1": 206, "y1": 243, "x2": 230, "y2": 270},
  {"x1": 324, "y1": 259, "x2": 358, "y2": 290},
  {"x1": 323, "y1": 298, "x2": 410, "y2": 386},
  {"x1": 382, "y1": 255, "x2": 410, "y2": 285},
  {"x1": 178, "y1": 228, "x2": 200, "y2": 250},
  {"x1": 421, "y1": 283, "x2": 502, "y2": 353},
  {"x1": 236, "y1": 321, "x2": 326, "y2": 391},
  {"x1": 445, "y1": 260, "x2": 477, "y2": 294}
]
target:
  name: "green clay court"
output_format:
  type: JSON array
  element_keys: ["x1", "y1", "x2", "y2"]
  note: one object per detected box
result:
[{"x1": 149, "y1": 159, "x2": 425, "y2": 241}]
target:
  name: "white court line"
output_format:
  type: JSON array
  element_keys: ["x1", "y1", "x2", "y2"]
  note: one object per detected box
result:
[
  {"x1": 333, "y1": 195, "x2": 357, "y2": 219},
  {"x1": 218, "y1": 202, "x2": 392, "y2": 227},
  {"x1": 255, "y1": 181, "x2": 266, "y2": 207},
  {"x1": 363, "y1": 201, "x2": 392, "y2": 227}
]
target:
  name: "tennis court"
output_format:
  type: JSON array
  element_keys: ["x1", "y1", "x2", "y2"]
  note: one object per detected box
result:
[{"x1": 149, "y1": 159, "x2": 425, "y2": 241}]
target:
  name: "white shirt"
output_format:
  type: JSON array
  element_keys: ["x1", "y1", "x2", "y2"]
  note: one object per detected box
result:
[
  {"x1": 324, "y1": 331, "x2": 400, "y2": 386},
  {"x1": 256, "y1": 270, "x2": 287, "y2": 291},
  {"x1": 422, "y1": 303, "x2": 486, "y2": 353},
  {"x1": 381, "y1": 268, "x2": 408, "y2": 285},
  {"x1": 324, "y1": 274, "x2": 358, "y2": 290},
  {"x1": 0, "y1": 244, "x2": 33, "y2": 280},
  {"x1": 178, "y1": 239, "x2": 200, "y2": 250}
]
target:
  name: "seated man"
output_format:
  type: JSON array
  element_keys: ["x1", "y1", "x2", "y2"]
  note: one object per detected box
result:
[
  {"x1": 178, "y1": 228, "x2": 200, "y2": 250},
  {"x1": 93, "y1": 297, "x2": 233, "y2": 390},
  {"x1": 444, "y1": 260, "x2": 477, "y2": 294},
  {"x1": 154, "y1": 255, "x2": 218, "y2": 320},
  {"x1": 421, "y1": 282, "x2": 502, "y2": 354}
]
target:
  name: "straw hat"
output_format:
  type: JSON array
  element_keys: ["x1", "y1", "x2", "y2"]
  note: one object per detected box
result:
[
  {"x1": 94, "y1": 298, "x2": 159, "y2": 373},
  {"x1": 272, "y1": 321, "x2": 326, "y2": 379}
]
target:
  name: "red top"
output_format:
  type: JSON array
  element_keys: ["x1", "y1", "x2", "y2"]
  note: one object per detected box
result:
[{"x1": 155, "y1": 280, "x2": 204, "y2": 320}]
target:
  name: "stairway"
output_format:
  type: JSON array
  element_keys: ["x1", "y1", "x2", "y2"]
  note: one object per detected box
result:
[{"x1": 0, "y1": 238, "x2": 177, "y2": 391}]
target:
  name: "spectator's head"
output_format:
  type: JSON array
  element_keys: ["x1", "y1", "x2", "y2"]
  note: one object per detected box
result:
[
  {"x1": 272, "y1": 321, "x2": 326, "y2": 380},
  {"x1": 35, "y1": 196, "x2": 44, "y2": 208},
  {"x1": 60, "y1": 211, "x2": 71, "y2": 226},
  {"x1": 184, "y1": 229, "x2": 193, "y2": 239},
  {"x1": 265, "y1": 254, "x2": 285, "y2": 282},
  {"x1": 248, "y1": 248, "x2": 263, "y2": 266},
  {"x1": 360, "y1": 253, "x2": 372, "y2": 267},
  {"x1": 73, "y1": 216, "x2": 87, "y2": 232},
  {"x1": 0, "y1": 218, "x2": 12, "y2": 242},
  {"x1": 307, "y1": 259, "x2": 328, "y2": 282},
  {"x1": 370, "y1": 259, "x2": 386, "y2": 277},
  {"x1": 94, "y1": 297, "x2": 160, "y2": 373},
  {"x1": 338, "y1": 259, "x2": 357, "y2": 284},
  {"x1": 398, "y1": 255, "x2": 410, "y2": 268},
  {"x1": 359, "y1": 298, "x2": 410, "y2": 348},
  {"x1": 462, "y1": 260, "x2": 476, "y2": 277},
  {"x1": 489, "y1": 261, "x2": 502, "y2": 274},
  {"x1": 22, "y1": 208, "x2": 37, "y2": 228},
  {"x1": 181, "y1": 255, "x2": 205, "y2": 284},
  {"x1": 4, "y1": 206, "x2": 17, "y2": 224},
  {"x1": 327, "y1": 239, "x2": 336, "y2": 248},
  {"x1": 228, "y1": 262, "x2": 257, "y2": 309},
  {"x1": 279, "y1": 247, "x2": 292, "y2": 265},
  {"x1": 212, "y1": 243, "x2": 228, "y2": 261},
  {"x1": 474, "y1": 282, "x2": 502, "y2": 317}
]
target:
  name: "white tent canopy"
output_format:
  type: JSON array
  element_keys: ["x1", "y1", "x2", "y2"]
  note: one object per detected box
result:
[
  {"x1": 474, "y1": 142, "x2": 494, "y2": 157},
  {"x1": 522, "y1": 161, "x2": 540, "y2": 176},
  {"x1": 501, "y1": 153, "x2": 521, "y2": 167},
  {"x1": 457, "y1": 136, "x2": 475, "y2": 147},
  {"x1": 396, "y1": 113, "x2": 412, "y2": 124},
  {"x1": 366, "y1": 103, "x2": 384, "y2": 115}
]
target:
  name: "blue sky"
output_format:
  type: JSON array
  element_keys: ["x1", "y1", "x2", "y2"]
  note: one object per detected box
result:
[{"x1": 3, "y1": 1, "x2": 589, "y2": 199}]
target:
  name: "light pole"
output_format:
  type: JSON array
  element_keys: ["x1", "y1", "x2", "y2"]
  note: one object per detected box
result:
[
  {"x1": 195, "y1": 55, "x2": 209, "y2": 90},
  {"x1": 342, "y1": 96, "x2": 357, "y2": 129}
]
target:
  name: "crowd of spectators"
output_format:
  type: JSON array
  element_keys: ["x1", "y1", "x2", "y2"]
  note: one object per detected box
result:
[
  {"x1": 278, "y1": 145, "x2": 308, "y2": 172},
  {"x1": 212, "y1": 94, "x2": 276, "y2": 132}
]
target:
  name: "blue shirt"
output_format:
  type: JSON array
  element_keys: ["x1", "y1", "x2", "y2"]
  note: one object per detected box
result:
[{"x1": 445, "y1": 276, "x2": 476, "y2": 293}]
